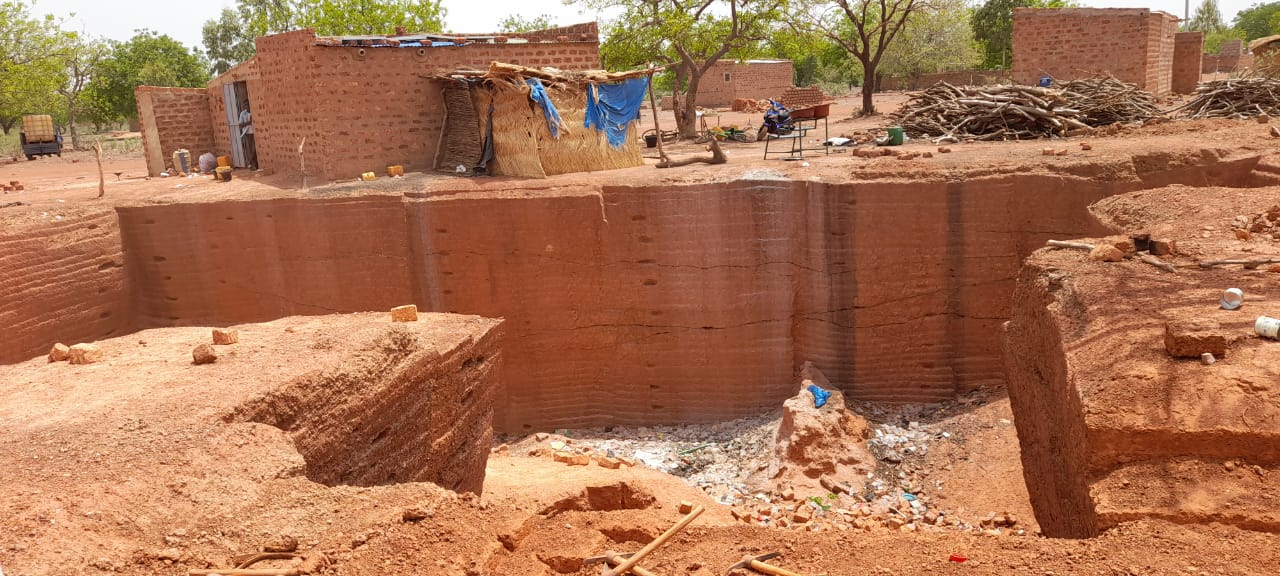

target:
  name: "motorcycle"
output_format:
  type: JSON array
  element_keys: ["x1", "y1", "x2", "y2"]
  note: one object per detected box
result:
[{"x1": 757, "y1": 99, "x2": 794, "y2": 141}]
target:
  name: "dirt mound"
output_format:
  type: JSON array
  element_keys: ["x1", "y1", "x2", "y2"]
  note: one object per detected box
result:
[{"x1": 770, "y1": 362, "x2": 872, "y2": 492}]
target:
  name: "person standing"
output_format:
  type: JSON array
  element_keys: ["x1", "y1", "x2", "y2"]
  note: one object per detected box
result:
[{"x1": 238, "y1": 102, "x2": 258, "y2": 169}]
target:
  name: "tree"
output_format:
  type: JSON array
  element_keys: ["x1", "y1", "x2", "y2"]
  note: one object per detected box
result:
[
  {"x1": 1186, "y1": 0, "x2": 1226, "y2": 33},
  {"x1": 0, "y1": 1, "x2": 67, "y2": 133},
  {"x1": 203, "y1": 8, "x2": 256, "y2": 75},
  {"x1": 298, "y1": 0, "x2": 446, "y2": 36},
  {"x1": 1233, "y1": 1, "x2": 1280, "y2": 40},
  {"x1": 587, "y1": 0, "x2": 787, "y2": 138},
  {"x1": 89, "y1": 31, "x2": 209, "y2": 121},
  {"x1": 499, "y1": 14, "x2": 557, "y2": 33},
  {"x1": 880, "y1": 0, "x2": 979, "y2": 88},
  {"x1": 800, "y1": 0, "x2": 925, "y2": 115},
  {"x1": 971, "y1": 0, "x2": 1074, "y2": 70},
  {"x1": 201, "y1": 0, "x2": 446, "y2": 73},
  {"x1": 56, "y1": 36, "x2": 109, "y2": 149}
]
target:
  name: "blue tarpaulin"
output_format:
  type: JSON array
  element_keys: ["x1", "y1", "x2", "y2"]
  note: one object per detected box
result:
[
  {"x1": 584, "y1": 77, "x2": 649, "y2": 149},
  {"x1": 526, "y1": 78, "x2": 567, "y2": 138}
]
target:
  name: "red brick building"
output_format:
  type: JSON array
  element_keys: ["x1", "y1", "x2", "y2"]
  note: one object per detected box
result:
[
  {"x1": 136, "y1": 23, "x2": 602, "y2": 181},
  {"x1": 1012, "y1": 8, "x2": 1180, "y2": 95},
  {"x1": 691, "y1": 60, "x2": 794, "y2": 106}
]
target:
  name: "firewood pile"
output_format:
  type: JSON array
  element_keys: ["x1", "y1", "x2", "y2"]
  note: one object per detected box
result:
[
  {"x1": 1174, "y1": 78, "x2": 1280, "y2": 119},
  {"x1": 1060, "y1": 76, "x2": 1162, "y2": 125},
  {"x1": 895, "y1": 77, "x2": 1160, "y2": 140}
]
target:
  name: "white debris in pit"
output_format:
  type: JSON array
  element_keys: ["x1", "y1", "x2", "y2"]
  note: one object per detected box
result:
[
  {"x1": 867, "y1": 422, "x2": 934, "y2": 464},
  {"x1": 544, "y1": 414, "x2": 780, "y2": 505}
]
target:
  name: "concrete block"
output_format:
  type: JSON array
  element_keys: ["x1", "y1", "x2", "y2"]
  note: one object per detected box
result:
[
  {"x1": 193, "y1": 343, "x2": 218, "y2": 365},
  {"x1": 212, "y1": 328, "x2": 239, "y2": 345},
  {"x1": 1164, "y1": 320, "x2": 1228, "y2": 358},
  {"x1": 68, "y1": 343, "x2": 103, "y2": 365},
  {"x1": 48, "y1": 343, "x2": 70, "y2": 362},
  {"x1": 390, "y1": 304, "x2": 419, "y2": 322}
]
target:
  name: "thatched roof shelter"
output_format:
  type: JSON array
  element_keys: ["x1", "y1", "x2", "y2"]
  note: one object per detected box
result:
[{"x1": 432, "y1": 63, "x2": 656, "y2": 178}]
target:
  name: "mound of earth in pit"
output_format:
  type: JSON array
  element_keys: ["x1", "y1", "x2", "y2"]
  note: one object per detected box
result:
[
  {"x1": 1005, "y1": 185, "x2": 1280, "y2": 538},
  {"x1": 0, "y1": 312, "x2": 501, "y2": 575}
]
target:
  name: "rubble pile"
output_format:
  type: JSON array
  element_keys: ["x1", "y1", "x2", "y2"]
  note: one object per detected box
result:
[
  {"x1": 731, "y1": 98, "x2": 772, "y2": 113},
  {"x1": 508, "y1": 366, "x2": 1028, "y2": 536},
  {"x1": 1232, "y1": 206, "x2": 1280, "y2": 240}
]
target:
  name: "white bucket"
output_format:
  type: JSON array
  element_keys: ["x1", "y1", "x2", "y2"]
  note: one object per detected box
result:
[
  {"x1": 1221, "y1": 288, "x2": 1244, "y2": 310},
  {"x1": 1255, "y1": 316, "x2": 1280, "y2": 339}
]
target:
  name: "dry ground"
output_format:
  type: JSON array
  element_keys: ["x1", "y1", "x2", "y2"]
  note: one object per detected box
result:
[{"x1": 2, "y1": 92, "x2": 1279, "y2": 576}]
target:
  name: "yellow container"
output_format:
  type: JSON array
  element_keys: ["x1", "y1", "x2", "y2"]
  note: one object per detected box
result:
[
  {"x1": 21, "y1": 115, "x2": 55, "y2": 143},
  {"x1": 214, "y1": 166, "x2": 233, "y2": 182},
  {"x1": 387, "y1": 165, "x2": 404, "y2": 177},
  {"x1": 361, "y1": 172, "x2": 376, "y2": 181},
  {"x1": 216, "y1": 155, "x2": 231, "y2": 167}
]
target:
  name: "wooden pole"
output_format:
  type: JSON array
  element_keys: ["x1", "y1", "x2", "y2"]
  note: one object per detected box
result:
[
  {"x1": 298, "y1": 137, "x2": 307, "y2": 190},
  {"x1": 601, "y1": 506, "x2": 703, "y2": 576},
  {"x1": 94, "y1": 141, "x2": 104, "y2": 198},
  {"x1": 646, "y1": 74, "x2": 668, "y2": 164}
]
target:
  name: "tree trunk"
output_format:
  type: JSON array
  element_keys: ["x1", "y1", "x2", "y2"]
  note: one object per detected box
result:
[
  {"x1": 678, "y1": 70, "x2": 703, "y2": 139},
  {"x1": 0, "y1": 117, "x2": 13, "y2": 135},
  {"x1": 860, "y1": 57, "x2": 877, "y2": 116},
  {"x1": 67, "y1": 102, "x2": 80, "y2": 150}
]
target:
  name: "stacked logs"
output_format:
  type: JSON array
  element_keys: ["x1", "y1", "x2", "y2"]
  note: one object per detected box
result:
[
  {"x1": 895, "y1": 77, "x2": 1159, "y2": 140},
  {"x1": 1174, "y1": 78, "x2": 1280, "y2": 119}
]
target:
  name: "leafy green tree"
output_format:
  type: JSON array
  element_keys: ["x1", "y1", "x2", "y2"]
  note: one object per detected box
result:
[
  {"x1": 971, "y1": 0, "x2": 1074, "y2": 70},
  {"x1": 1203, "y1": 27, "x2": 1246, "y2": 54},
  {"x1": 298, "y1": 0, "x2": 446, "y2": 36},
  {"x1": 587, "y1": 0, "x2": 787, "y2": 138},
  {"x1": 1232, "y1": 1, "x2": 1280, "y2": 40},
  {"x1": 498, "y1": 13, "x2": 557, "y2": 33},
  {"x1": 55, "y1": 35, "x2": 109, "y2": 148},
  {"x1": 0, "y1": 0, "x2": 67, "y2": 133},
  {"x1": 880, "y1": 0, "x2": 979, "y2": 87},
  {"x1": 203, "y1": 8, "x2": 256, "y2": 75},
  {"x1": 89, "y1": 31, "x2": 209, "y2": 121},
  {"x1": 798, "y1": 0, "x2": 925, "y2": 115},
  {"x1": 1186, "y1": 0, "x2": 1226, "y2": 33}
]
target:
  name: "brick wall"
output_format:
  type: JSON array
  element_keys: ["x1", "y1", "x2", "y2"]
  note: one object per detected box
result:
[
  {"x1": 228, "y1": 28, "x2": 601, "y2": 182},
  {"x1": 1173, "y1": 32, "x2": 1203, "y2": 94},
  {"x1": 691, "y1": 60, "x2": 793, "y2": 106},
  {"x1": 135, "y1": 87, "x2": 217, "y2": 177},
  {"x1": 1144, "y1": 12, "x2": 1178, "y2": 96},
  {"x1": 1012, "y1": 8, "x2": 1177, "y2": 95}
]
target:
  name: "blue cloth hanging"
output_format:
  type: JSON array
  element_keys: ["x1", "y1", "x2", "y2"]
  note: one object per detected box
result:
[
  {"x1": 526, "y1": 78, "x2": 567, "y2": 139},
  {"x1": 584, "y1": 77, "x2": 649, "y2": 149}
]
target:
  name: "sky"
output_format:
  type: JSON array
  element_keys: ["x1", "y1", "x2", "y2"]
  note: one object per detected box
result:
[{"x1": 26, "y1": 0, "x2": 1266, "y2": 53}]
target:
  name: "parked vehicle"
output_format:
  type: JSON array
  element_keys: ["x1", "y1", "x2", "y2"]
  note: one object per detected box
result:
[
  {"x1": 757, "y1": 100, "x2": 794, "y2": 141},
  {"x1": 20, "y1": 114, "x2": 62, "y2": 160}
]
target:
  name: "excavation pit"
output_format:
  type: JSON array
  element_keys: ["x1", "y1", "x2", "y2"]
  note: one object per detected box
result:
[{"x1": 3, "y1": 122, "x2": 1280, "y2": 574}]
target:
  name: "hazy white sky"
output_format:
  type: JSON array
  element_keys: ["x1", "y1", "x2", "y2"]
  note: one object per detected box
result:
[{"x1": 27, "y1": 0, "x2": 1259, "y2": 53}]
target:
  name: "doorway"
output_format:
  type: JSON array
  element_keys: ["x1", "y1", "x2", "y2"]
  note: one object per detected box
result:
[{"x1": 222, "y1": 82, "x2": 255, "y2": 169}]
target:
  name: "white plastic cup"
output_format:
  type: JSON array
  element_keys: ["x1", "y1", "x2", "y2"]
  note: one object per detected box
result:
[
  {"x1": 1221, "y1": 288, "x2": 1244, "y2": 310},
  {"x1": 1255, "y1": 316, "x2": 1280, "y2": 339}
]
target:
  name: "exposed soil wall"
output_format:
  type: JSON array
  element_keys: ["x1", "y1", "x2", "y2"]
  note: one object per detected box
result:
[
  {"x1": 110, "y1": 175, "x2": 1127, "y2": 433},
  {"x1": 3, "y1": 150, "x2": 1270, "y2": 432},
  {"x1": 0, "y1": 210, "x2": 129, "y2": 363}
]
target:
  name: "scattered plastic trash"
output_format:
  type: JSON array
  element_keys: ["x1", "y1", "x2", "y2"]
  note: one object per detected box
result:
[
  {"x1": 57, "y1": 199, "x2": 65, "y2": 203},
  {"x1": 823, "y1": 137, "x2": 853, "y2": 147},
  {"x1": 549, "y1": 440, "x2": 566, "y2": 451},
  {"x1": 54, "y1": 215, "x2": 62, "y2": 221},
  {"x1": 949, "y1": 554, "x2": 968, "y2": 563},
  {"x1": 1221, "y1": 288, "x2": 1244, "y2": 310},
  {"x1": 902, "y1": 493, "x2": 917, "y2": 501},
  {"x1": 807, "y1": 384, "x2": 830, "y2": 408},
  {"x1": 1201, "y1": 352, "x2": 1216, "y2": 365},
  {"x1": 160, "y1": 172, "x2": 169, "y2": 177},
  {"x1": 800, "y1": 162, "x2": 810, "y2": 167},
  {"x1": 455, "y1": 164, "x2": 467, "y2": 173},
  {"x1": 1255, "y1": 316, "x2": 1280, "y2": 339}
]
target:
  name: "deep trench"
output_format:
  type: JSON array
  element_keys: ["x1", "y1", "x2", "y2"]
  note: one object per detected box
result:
[{"x1": 1, "y1": 152, "x2": 1274, "y2": 488}]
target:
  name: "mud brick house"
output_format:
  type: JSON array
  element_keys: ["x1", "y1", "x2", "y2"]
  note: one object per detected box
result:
[
  {"x1": 136, "y1": 23, "x2": 601, "y2": 181},
  {"x1": 1012, "y1": 8, "x2": 1183, "y2": 95},
  {"x1": 690, "y1": 59, "x2": 794, "y2": 106}
]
